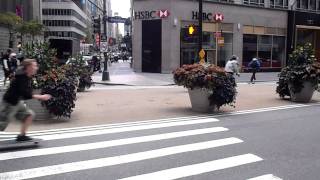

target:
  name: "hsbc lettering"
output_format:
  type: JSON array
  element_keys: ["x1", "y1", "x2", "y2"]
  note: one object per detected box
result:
[
  {"x1": 192, "y1": 11, "x2": 224, "y2": 22},
  {"x1": 135, "y1": 10, "x2": 170, "y2": 20}
]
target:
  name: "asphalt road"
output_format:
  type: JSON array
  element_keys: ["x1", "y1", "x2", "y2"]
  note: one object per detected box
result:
[{"x1": 0, "y1": 104, "x2": 320, "y2": 180}]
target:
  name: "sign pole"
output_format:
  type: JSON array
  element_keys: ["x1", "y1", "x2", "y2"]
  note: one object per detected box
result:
[
  {"x1": 198, "y1": 0, "x2": 203, "y2": 63},
  {"x1": 102, "y1": 0, "x2": 110, "y2": 81}
]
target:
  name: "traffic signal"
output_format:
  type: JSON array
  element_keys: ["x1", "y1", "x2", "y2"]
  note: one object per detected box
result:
[
  {"x1": 93, "y1": 17, "x2": 101, "y2": 34},
  {"x1": 188, "y1": 25, "x2": 197, "y2": 36}
]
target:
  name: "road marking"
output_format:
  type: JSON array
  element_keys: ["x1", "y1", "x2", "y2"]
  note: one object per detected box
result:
[
  {"x1": 37, "y1": 118, "x2": 219, "y2": 141},
  {"x1": 0, "y1": 115, "x2": 217, "y2": 136},
  {"x1": 1, "y1": 118, "x2": 220, "y2": 141},
  {"x1": 2, "y1": 103, "x2": 319, "y2": 138},
  {"x1": 0, "y1": 127, "x2": 229, "y2": 161},
  {"x1": 119, "y1": 154, "x2": 263, "y2": 180},
  {"x1": 0, "y1": 138, "x2": 243, "y2": 180},
  {"x1": 248, "y1": 174, "x2": 283, "y2": 180}
]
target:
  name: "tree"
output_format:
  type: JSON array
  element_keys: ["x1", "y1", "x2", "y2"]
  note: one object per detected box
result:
[
  {"x1": 0, "y1": 12, "x2": 22, "y2": 48},
  {"x1": 17, "y1": 20, "x2": 45, "y2": 44}
]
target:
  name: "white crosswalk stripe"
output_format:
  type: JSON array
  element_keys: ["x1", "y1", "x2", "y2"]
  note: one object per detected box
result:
[
  {"x1": 0, "y1": 127, "x2": 229, "y2": 161},
  {"x1": 0, "y1": 116, "x2": 282, "y2": 180},
  {"x1": 119, "y1": 154, "x2": 263, "y2": 180},
  {"x1": 248, "y1": 174, "x2": 283, "y2": 180}
]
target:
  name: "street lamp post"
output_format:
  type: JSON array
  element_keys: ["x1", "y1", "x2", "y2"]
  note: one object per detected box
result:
[
  {"x1": 198, "y1": 0, "x2": 203, "y2": 58},
  {"x1": 102, "y1": 0, "x2": 110, "y2": 81},
  {"x1": 87, "y1": 0, "x2": 110, "y2": 81}
]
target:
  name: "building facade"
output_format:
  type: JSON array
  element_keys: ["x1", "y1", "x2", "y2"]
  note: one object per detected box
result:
[
  {"x1": 0, "y1": 0, "x2": 42, "y2": 52},
  {"x1": 132, "y1": 0, "x2": 289, "y2": 73},
  {"x1": 42, "y1": 0, "x2": 90, "y2": 59},
  {"x1": 287, "y1": 1, "x2": 320, "y2": 61}
]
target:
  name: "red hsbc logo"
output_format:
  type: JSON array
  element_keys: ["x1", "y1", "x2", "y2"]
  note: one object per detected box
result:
[
  {"x1": 214, "y1": 13, "x2": 224, "y2": 22},
  {"x1": 135, "y1": 10, "x2": 170, "y2": 20},
  {"x1": 158, "y1": 10, "x2": 170, "y2": 18},
  {"x1": 192, "y1": 11, "x2": 224, "y2": 22}
]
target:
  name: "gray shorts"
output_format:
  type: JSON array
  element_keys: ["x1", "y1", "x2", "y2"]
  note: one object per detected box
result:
[{"x1": 0, "y1": 101, "x2": 35, "y2": 131}]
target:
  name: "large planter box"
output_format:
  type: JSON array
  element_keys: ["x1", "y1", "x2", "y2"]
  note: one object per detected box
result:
[
  {"x1": 289, "y1": 81, "x2": 315, "y2": 103},
  {"x1": 188, "y1": 88, "x2": 215, "y2": 113}
]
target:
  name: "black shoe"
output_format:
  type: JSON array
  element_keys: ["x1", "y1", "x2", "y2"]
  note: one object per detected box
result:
[{"x1": 16, "y1": 135, "x2": 33, "y2": 142}]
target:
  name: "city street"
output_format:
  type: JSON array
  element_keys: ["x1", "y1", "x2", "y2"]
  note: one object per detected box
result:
[
  {"x1": 0, "y1": 105, "x2": 319, "y2": 179},
  {"x1": 2, "y1": 0, "x2": 320, "y2": 179}
]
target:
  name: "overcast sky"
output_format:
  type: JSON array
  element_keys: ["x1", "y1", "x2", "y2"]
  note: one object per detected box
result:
[
  {"x1": 111, "y1": 0, "x2": 131, "y2": 17},
  {"x1": 110, "y1": 0, "x2": 131, "y2": 34}
]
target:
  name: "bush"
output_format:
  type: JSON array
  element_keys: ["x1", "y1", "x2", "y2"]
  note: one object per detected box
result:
[
  {"x1": 173, "y1": 64, "x2": 237, "y2": 109},
  {"x1": 41, "y1": 78, "x2": 76, "y2": 118},
  {"x1": 276, "y1": 43, "x2": 320, "y2": 98}
]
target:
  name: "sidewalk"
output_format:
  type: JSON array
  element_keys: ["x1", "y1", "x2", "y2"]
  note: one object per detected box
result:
[
  {"x1": 4, "y1": 83, "x2": 320, "y2": 132},
  {"x1": 93, "y1": 61, "x2": 279, "y2": 86}
]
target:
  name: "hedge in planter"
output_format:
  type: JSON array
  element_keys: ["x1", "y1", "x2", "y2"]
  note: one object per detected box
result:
[
  {"x1": 41, "y1": 78, "x2": 76, "y2": 118},
  {"x1": 276, "y1": 43, "x2": 320, "y2": 99},
  {"x1": 23, "y1": 42, "x2": 78, "y2": 118},
  {"x1": 173, "y1": 64, "x2": 237, "y2": 109},
  {"x1": 65, "y1": 56, "x2": 94, "y2": 92}
]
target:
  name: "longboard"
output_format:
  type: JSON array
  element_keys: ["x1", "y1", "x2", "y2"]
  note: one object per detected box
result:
[{"x1": 0, "y1": 139, "x2": 41, "y2": 151}]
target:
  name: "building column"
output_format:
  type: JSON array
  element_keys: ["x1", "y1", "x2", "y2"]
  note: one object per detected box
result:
[
  {"x1": 264, "y1": 0, "x2": 270, "y2": 8},
  {"x1": 233, "y1": 23, "x2": 243, "y2": 70}
]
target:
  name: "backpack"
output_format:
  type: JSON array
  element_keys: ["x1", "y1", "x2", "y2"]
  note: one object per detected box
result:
[{"x1": 249, "y1": 60, "x2": 260, "y2": 69}]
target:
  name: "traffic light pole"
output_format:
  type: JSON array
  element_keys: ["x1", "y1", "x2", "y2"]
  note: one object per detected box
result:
[
  {"x1": 88, "y1": 0, "x2": 110, "y2": 81},
  {"x1": 198, "y1": 0, "x2": 203, "y2": 59},
  {"x1": 102, "y1": 0, "x2": 110, "y2": 81}
]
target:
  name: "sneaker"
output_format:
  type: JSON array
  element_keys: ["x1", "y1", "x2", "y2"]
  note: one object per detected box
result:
[{"x1": 16, "y1": 135, "x2": 33, "y2": 142}]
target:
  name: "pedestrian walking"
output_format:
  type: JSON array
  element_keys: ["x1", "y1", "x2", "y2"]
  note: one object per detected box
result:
[
  {"x1": 0, "y1": 59, "x2": 51, "y2": 141},
  {"x1": 1, "y1": 49, "x2": 13, "y2": 86},
  {"x1": 9, "y1": 52, "x2": 20, "y2": 74},
  {"x1": 225, "y1": 55, "x2": 240, "y2": 77},
  {"x1": 248, "y1": 57, "x2": 261, "y2": 84}
]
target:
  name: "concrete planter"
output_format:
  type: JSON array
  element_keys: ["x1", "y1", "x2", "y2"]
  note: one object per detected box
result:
[
  {"x1": 188, "y1": 88, "x2": 215, "y2": 113},
  {"x1": 289, "y1": 81, "x2": 315, "y2": 103}
]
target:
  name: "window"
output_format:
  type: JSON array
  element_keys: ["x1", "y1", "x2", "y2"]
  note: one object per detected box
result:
[
  {"x1": 272, "y1": 36, "x2": 285, "y2": 68},
  {"x1": 219, "y1": 33, "x2": 233, "y2": 67},
  {"x1": 310, "y1": 0, "x2": 316, "y2": 10},
  {"x1": 258, "y1": 35, "x2": 272, "y2": 68},
  {"x1": 243, "y1": 34, "x2": 285, "y2": 70},
  {"x1": 243, "y1": 34, "x2": 258, "y2": 67}
]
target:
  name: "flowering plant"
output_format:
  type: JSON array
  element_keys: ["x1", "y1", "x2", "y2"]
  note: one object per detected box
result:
[
  {"x1": 173, "y1": 64, "x2": 237, "y2": 109},
  {"x1": 276, "y1": 43, "x2": 320, "y2": 98}
]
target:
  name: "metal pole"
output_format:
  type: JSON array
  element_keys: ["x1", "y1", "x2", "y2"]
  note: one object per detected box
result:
[
  {"x1": 198, "y1": 0, "x2": 203, "y2": 59},
  {"x1": 102, "y1": 0, "x2": 110, "y2": 81}
]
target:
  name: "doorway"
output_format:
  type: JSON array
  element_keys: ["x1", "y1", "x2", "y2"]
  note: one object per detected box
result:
[{"x1": 142, "y1": 19, "x2": 162, "y2": 73}]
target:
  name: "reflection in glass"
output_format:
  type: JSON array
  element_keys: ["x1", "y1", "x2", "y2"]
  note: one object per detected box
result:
[{"x1": 272, "y1": 36, "x2": 285, "y2": 68}]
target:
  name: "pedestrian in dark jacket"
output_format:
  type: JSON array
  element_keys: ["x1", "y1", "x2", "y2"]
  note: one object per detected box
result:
[
  {"x1": 0, "y1": 59, "x2": 51, "y2": 141},
  {"x1": 248, "y1": 57, "x2": 261, "y2": 84}
]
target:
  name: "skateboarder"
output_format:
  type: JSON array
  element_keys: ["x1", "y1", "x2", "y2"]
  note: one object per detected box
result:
[{"x1": 0, "y1": 59, "x2": 51, "y2": 141}]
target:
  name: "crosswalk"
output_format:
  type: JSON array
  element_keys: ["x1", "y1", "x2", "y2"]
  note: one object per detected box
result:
[{"x1": 0, "y1": 115, "x2": 283, "y2": 180}]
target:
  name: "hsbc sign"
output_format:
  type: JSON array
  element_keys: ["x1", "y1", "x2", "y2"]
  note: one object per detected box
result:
[
  {"x1": 135, "y1": 10, "x2": 170, "y2": 20},
  {"x1": 192, "y1": 11, "x2": 224, "y2": 22}
]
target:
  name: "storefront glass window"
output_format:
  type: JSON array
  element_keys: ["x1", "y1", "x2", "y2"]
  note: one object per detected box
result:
[
  {"x1": 272, "y1": 36, "x2": 285, "y2": 68},
  {"x1": 302, "y1": 0, "x2": 308, "y2": 9},
  {"x1": 258, "y1": 35, "x2": 272, "y2": 68},
  {"x1": 243, "y1": 34, "x2": 285, "y2": 70},
  {"x1": 310, "y1": 0, "x2": 316, "y2": 10},
  {"x1": 218, "y1": 33, "x2": 233, "y2": 67},
  {"x1": 243, "y1": 35, "x2": 258, "y2": 67},
  {"x1": 297, "y1": 29, "x2": 315, "y2": 46}
]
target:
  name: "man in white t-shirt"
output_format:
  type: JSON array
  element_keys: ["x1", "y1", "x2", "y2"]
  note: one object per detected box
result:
[{"x1": 225, "y1": 55, "x2": 240, "y2": 77}]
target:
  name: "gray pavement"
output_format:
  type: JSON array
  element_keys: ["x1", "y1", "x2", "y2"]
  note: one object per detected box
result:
[
  {"x1": 0, "y1": 104, "x2": 319, "y2": 179},
  {"x1": 93, "y1": 61, "x2": 279, "y2": 86}
]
